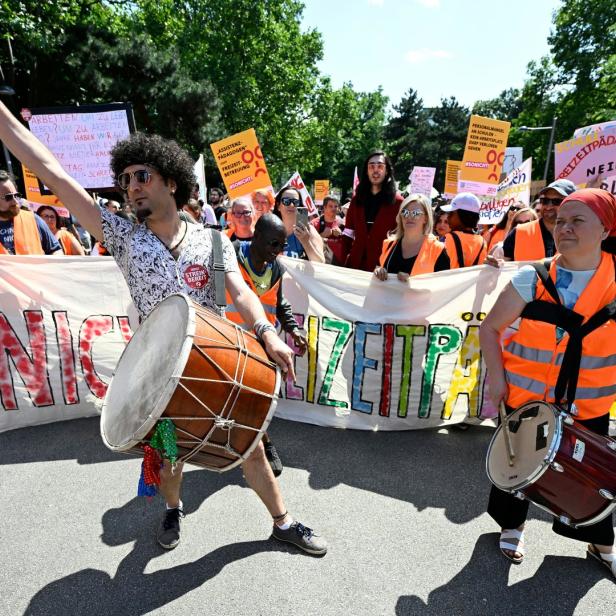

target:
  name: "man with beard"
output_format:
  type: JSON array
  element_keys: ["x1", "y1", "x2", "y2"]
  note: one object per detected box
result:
[
  {"x1": 0, "y1": 103, "x2": 327, "y2": 556},
  {"x1": 502, "y1": 179, "x2": 576, "y2": 261},
  {"x1": 0, "y1": 170, "x2": 61, "y2": 255}
]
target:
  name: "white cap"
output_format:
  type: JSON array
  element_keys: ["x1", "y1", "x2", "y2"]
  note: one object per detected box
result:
[{"x1": 440, "y1": 192, "x2": 481, "y2": 214}]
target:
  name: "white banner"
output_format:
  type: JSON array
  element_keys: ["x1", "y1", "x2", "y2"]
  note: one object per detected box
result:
[
  {"x1": 0, "y1": 256, "x2": 138, "y2": 434},
  {"x1": 276, "y1": 258, "x2": 521, "y2": 430},
  {"x1": 0, "y1": 256, "x2": 534, "y2": 434}
]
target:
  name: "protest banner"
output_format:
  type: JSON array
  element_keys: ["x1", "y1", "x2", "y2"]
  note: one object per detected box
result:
[
  {"x1": 193, "y1": 154, "x2": 207, "y2": 202},
  {"x1": 502, "y1": 147, "x2": 523, "y2": 176},
  {"x1": 478, "y1": 158, "x2": 532, "y2": 226},
  {"x1": 554, "y1": 125, "x2": 616, "y2": 188},
  {"x1": 286, "y1": 171, "x2": 318, "y2": 217},
  {"x1": 314, "y1": 180, "x2": 330, "y2": 205},
  {"x1": 210, "y1": 128, "x2": 272, "y2": 199},
  {"x1": 0, "y1": 256, "x2": 137, "y2": 434},
  {"x1": 353, "y1": 166, "x2": 359, "y2": 195},
  {"x1": 573, "y1": 121, "x2": 616, "y2": 138},
  {"x1": 408, "y1": 166, "x2": 436, "y2": 197},
  {"x1": 459, "y1": 115, "x2": 511, "y2": 197},
  {"x1": 21, "y1": 164, "x2": 67, "y2": 215},
  {"x1": 25, "y1": 103, "x2": 135, "y2": 190},
  {"x1": 444, "y1": 160, "x2": 462, "y2": 198}
]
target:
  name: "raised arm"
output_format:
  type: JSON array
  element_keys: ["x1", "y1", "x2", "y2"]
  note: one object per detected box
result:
[{"x1": 0, "y1": 101, "x2": 103, "y2": 239}]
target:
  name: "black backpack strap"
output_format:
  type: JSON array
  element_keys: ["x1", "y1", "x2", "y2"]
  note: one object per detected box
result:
[
  {"x1": 210, "y1": 228, "x2": 226, "y2": 309},
  {"x1": 530, "y1": 258, "x2": 561, "y2": 305},
  {"x1": 451, "y1": 232, "x2": 465, "y2": 268},
  {"x1": 471, "y1": 237, "x2": 487, "y2": 266}
]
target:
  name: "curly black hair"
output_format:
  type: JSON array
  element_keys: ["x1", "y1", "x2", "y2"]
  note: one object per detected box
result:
[{"x1": 110, "y1": 133, "x2": 195, "y2": 209}]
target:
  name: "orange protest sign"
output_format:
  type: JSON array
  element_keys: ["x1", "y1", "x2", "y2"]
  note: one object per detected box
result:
[
  {"x1": 314, "y1": 180, "x2": 330, "y2": 205},
  {"x1": 21, "y1": 164, "x2": 65, "y2": 209},
  {"x1": 210, "y1": 129, "x2": 272, "y2": 198},
  {"x1": 444, "y1": 160, "x2": 462, "y2": 197},
  {"x1": 459, "y1": 115, "x2": 510, "y2": 196}
]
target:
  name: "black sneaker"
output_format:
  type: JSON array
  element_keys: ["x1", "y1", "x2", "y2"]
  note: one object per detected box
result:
[
  {"x1": 157, "y1": 507, "x2": 184, "y2": 549},
  {"x1": 272, "y1": 521, "x2": 327, "y2": 556},
  {"x1": 264, "y1": 440, "x2": 283, "y2": 477}
]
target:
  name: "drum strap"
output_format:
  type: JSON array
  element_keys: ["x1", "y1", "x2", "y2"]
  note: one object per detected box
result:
[
  {"x1": 521, "y1": 258, "x2": 616, "y2": 411},
  {"x1": 210, "y1": 228, "x2": 226, "y2": 309}
]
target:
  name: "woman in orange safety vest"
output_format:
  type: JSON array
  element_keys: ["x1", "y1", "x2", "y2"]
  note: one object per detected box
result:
[{"x1": 37, "y1": 205, "x2": 85, "y2": 255}]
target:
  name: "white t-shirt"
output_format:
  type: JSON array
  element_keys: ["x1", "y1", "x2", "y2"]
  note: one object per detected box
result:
[{"x1": 101, "y1": 207, "x2": 238, "y2": 319}]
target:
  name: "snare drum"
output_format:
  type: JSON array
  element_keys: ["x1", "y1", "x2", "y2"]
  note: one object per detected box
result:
[
  {"x1": 486, "y1": 401, "x2": 616, "y2": 527},
  {"x1": 100, "y1": 294, "x2": 281, "y2": 472}
]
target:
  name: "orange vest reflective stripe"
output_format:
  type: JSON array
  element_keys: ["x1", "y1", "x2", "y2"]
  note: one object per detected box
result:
[
  {"x1": 57, "y1": 229, "x2": 78, "y2": 255},
  {"x1": 513, "y1": 220, "x2": 546, "y2": 261},
  {"x1": 0, "y1": 210, "x2": 44, "y2": 255},
  {"x1": 502, "y1": 252, "x2": 616, "y2": 420},
  {"x1": 378, "y1": 235, "x2": 445, "y2": 275},
  {"x1": 444, "y1": 231, "x2": 486, "y2": 269},
  {"x1": 225, "y1": 265, "x2": 279, "y2": 327}
]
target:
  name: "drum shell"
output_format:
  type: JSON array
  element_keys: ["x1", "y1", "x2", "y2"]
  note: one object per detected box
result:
[{"x1": 102, "y1": 295, "x2": 280, "y2": 472}]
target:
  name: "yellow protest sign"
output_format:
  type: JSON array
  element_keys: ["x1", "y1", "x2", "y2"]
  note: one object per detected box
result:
[
  {"x1": 22, "y1": 164, "x2": 65, "y2": 209},
  {"x1": 210, "y1": 129, "x2": 272, "y2": 198},
  {"x1": 444, "y1": 160, "x2": 462, "y2": 197},
  {"x1": 459, "y1": 115, "x2": 511, "y2": 196},
  {"x1": 314, "y1": 180, "x2": 330, "y2": 205}
]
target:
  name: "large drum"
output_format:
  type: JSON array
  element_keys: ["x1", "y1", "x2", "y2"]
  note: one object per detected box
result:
[
  {"x1": 101, "y1": 294, "x2": 281, "y2": 472},
  {"x1": 486, "y1": 401, "x2": 616, "y2": 528}
]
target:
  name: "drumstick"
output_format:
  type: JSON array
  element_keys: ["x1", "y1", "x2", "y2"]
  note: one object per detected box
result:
[{"x1": 499, "y1": 401, "x2": 515, "y2": 467}]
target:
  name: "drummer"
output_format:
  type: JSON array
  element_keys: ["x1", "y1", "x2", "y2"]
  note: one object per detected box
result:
[
  {"x1": 0, "y1": 101, "x2": 327, "y2": 556},
  {"x1": 480, "y1": 188, "x2": 616, "y2": 579}
]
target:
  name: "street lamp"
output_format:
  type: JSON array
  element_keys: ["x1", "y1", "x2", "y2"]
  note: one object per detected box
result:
[{"x1": 518, "y1": 117, "x2": 558, "y2": 183}]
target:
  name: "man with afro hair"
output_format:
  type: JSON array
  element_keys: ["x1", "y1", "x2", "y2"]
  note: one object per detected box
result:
[{"x1": 0, "y1": 101, "x2": 327, "y2": 557}]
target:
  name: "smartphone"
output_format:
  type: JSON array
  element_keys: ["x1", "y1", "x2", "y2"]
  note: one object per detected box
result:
[{"x1": 296, "y1": 207, "x2": 309, "y2": 228}]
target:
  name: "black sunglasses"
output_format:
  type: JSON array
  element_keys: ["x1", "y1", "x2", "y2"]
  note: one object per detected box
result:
[
  {"x1": 539, "y1": 196, "x2": 564, "y2": 206},
  {"x1": 2, "y1": 192, "x2": 22, "y2": 202},
  {"x1": 267, "y1": 239, "x2": 288, "y2": 251},
  {"x1": 281, "y1": 197, "x2": 301, "y2": 208}
]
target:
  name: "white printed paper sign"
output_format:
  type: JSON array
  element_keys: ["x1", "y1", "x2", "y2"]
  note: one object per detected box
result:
[{"x1": 409, "y1": 166, "x2": 436, "y2": 197}]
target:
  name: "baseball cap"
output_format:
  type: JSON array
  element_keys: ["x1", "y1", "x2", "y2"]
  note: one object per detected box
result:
[
  {"x1": 539, "y1": 179, "x2": 576, "y2": 197},
  {"x1": 440, "y1": 192, "x2": 481, "y2": 214}
]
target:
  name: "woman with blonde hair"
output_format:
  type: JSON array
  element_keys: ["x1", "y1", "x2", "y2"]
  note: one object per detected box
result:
[{"x1": 374, "y1": 193, "x2": 449, "y2": 281}]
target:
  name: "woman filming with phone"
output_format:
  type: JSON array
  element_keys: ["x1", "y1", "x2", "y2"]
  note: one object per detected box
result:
[{"x1": 273, "y1": 186, "x2": 325, "y2": 263}]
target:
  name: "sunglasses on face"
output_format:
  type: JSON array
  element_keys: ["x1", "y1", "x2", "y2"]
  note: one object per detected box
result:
[
  {"x1": 539, "y1": 196, "x2": 564, "y2": 206},
  {"x1": 401, "y1": 208, "x2": 424, "y2": 219},
  {"x1": 267, "y1": 239, "x2": 288, "y2": 251},
  {"x1": 116, "y1": 169, "x2": 153, "y2": 191},
  {"x1": 2, "y1": 192, "x2": 22, "y2": 202},
  {"x1": 233, "y1": 210, "x2": 253, "y2": 218},
  {"x1": 281, "y1": 197, "x2": 301, "y2": 208}
]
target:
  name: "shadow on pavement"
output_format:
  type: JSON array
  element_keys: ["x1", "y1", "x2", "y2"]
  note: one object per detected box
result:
[{"x1": 395, "y1": 533, "x2": 606, "y2": 616}]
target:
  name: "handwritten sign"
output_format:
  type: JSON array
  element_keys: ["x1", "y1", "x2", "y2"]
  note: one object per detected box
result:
[
  {"x1": 286, "y1": 171, "x2": 318, "y2": 217},
  {"x1": 479, "y1": 157, "x2": 532, "y2": 225},
  {"x1": 554, "y1": 126, "x2": 616, "y2": 187},
  {"x1": 210, "y1": 129, "x2": 272, "y2": 199},
  {"x1": 408, "y1": 166, "x2": 436, "y2": 197},
  {"x1": 27, "y1": 103, "x2": 134, "y2": 190},
  {"x1": 459, "y1": 115, "x2": 511, "y2": 196},
  {"x1": 314, "y1": 180, "x2": 330, "y2": 205},
  {"x1": 444, "y1": 160, "x2": 462, "y2": 198}
]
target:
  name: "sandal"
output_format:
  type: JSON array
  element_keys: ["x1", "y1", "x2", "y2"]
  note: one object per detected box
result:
[
  {"x1": 499, "y1": 529, "x2": 525, "y2": 564},
  {"x1": 587, "y1": 544, "x2": 616, "y2": 580}
]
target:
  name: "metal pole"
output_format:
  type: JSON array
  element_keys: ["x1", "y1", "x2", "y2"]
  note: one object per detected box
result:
[{"x1": 543, "y1": 116, "x2": 558, "y2": 182}]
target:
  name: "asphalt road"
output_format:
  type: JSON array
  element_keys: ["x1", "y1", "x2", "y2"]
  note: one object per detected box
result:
[{"x1": 1, "y1": 417, "x2": 615, "y2": 616}]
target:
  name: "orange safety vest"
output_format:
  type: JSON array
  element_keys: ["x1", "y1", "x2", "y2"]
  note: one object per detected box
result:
[
  {"x1": 378, "y1": 235, "x2": 446, "y2": 276},
  {"x1": 502, "y1": 252, "x2": 616, "y2": 420},
  {"x1": 513, "y1": 220, "x2": 546, "y2": 261},
  {"x1": 444, "y1": 231, "x2": 486, "y2": 269},
  {"x1": 225, "y1": 265, "x2": 279, "y2": 326},
  {"x1": 57, "y1": 229, "x2": 80, "y2": 255},
  {"x1": 487, "y1": 227, "x2": 506, "y2": 252},
  {"x1": 0, "y1": 210, "x2": 45, "y2": 255}
]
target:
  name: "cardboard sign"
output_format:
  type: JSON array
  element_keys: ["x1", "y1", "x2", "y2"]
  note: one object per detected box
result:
[
  {"x1": 286, "y1": 171, "x2": 318, "y2": 217},
  {"x1": 21, "y1": 164, "x2": 65, "y2": 210},
  {"x1": 314, "y1": 180, "x2": 330, "y2": 205},
  {"x1": 459, "y1": 115, "x2": 511, "y2": 196},
  {"x1": 210, "y1": 128, "x2": 272, "y2": 199},
  {"x1": 444, "y1": 160, "x2": 462, "y2": 198},
  {"x1": 554, "y1": 126, "x2": 616, "y2": 187},
  {"x1": 26, "y1": 103, "x2": 134, "y2": 190},
  {"x1": 479, "y1": 158, "x2": 532, "y2": 225},
  {"x1": 408, "y1": 166, "x2": 436, "y2": 197}
]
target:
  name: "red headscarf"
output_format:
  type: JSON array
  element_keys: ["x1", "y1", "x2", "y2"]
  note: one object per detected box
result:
[{"x1": 561, "y1": 188, "x2": 616, "y2": 236}]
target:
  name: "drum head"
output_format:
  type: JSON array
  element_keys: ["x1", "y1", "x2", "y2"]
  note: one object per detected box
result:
[
  {"x1": 486, "y1": 401, "x2": 560, "y2": 491},
  {"x1": 101, "y1": 294, "x2": 195, "y2": 451}
]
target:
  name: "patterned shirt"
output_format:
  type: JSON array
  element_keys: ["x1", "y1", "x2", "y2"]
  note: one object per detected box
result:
[{"x1": 101, "y1": 207, "x2": 238, "y2": 319}]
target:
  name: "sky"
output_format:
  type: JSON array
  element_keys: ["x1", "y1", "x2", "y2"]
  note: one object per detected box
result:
[{"x1": 301, "y1": 0, "x2": 563, "y2": 109}]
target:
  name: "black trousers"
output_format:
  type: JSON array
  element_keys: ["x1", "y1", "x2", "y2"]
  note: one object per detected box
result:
[{"x1": 488, "y1": 409, "x2": 615, "y2": 545}]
